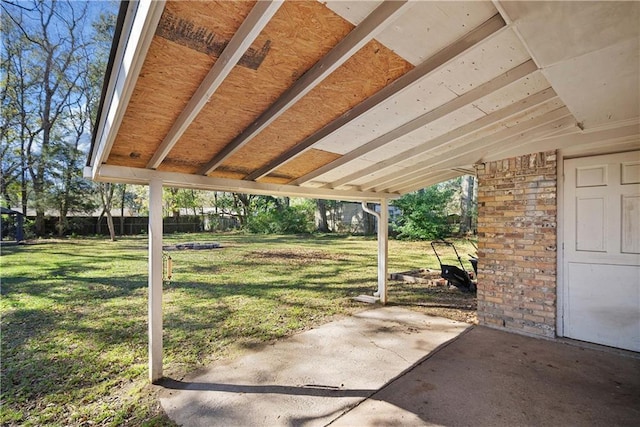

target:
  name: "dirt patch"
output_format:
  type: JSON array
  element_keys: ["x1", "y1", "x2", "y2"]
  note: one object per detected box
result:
[
  {"x1": 390, "y1": 271, "x2": 477, "y2": 325},
  {"x1": 246, "y1": 249, "x2": 347, "y2": 265}
]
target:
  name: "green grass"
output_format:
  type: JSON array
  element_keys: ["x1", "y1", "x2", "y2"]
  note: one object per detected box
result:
[{"x1": 0, "y1": 233, "x2": 476, "y2": 426}]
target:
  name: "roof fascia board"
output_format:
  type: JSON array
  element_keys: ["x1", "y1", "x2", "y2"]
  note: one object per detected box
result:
[
  {"x1": 248, "y1": 13, "x2": 507, "y2": 182},
  {"x1": 89, "y1": 0, "x2": 136, "y2": 170},
  {"x1": 321, "y1": 60, "x2": 539, "y2": 189},
  {"x1": 91, "y1": 0, "x2": 166, "y2": 179},
  {"x1": 87, "y1": 1, "x2": 129, "y2": 168},
  {"x1": 146, "y1": 0, "x2": 284, "y2": 169},
  {"x1": 368, "y1": 107, "x2": 574, "y2": 192},
  {"x1": 198, "y1": 0, "x2": 413, "y2": 176},
  {"x1": 94, "y1": 165, "x2": 395, "y2": 202}
]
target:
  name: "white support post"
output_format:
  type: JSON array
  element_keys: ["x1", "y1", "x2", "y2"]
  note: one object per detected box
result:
[
  {"x1": 148, "y1": 178, "x2": 163, "y2": 382},
  {"x1": 378, "y1": 199, "x2": 389, "y2": 304}
]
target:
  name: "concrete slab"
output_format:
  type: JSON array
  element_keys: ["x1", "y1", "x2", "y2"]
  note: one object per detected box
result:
[
  {"x1": 333, "y1": 326, "x2": 640, "y2": 427},
  {"x1": 159, "y1": 307, "x2": 469, "y2": 426},
  {"x1": 160, "y1": 309, "x2": 639, "y2": 426}
]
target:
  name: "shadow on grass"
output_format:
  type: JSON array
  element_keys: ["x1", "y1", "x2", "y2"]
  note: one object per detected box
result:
[
  {"x1": 1, "y1": 305, "x2": 148, "y2": 401},
  {"x1": 2, "y1": 274, "x2": 148, "y2": 302}
]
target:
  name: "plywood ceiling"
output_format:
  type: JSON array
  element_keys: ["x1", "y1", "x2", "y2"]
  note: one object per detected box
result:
[{"x1": 91, "y1": 0, "x2": 640, "y2": 200}]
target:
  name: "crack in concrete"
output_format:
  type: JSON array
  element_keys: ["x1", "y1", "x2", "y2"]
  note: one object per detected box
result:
[{"x1": 359, "y1": 330, "x2": 409, "y2": 363}]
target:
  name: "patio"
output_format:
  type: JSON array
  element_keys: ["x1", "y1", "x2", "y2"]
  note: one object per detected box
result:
[{"x1": 158, "y1": 306, "x2": 640, "y2": 426}]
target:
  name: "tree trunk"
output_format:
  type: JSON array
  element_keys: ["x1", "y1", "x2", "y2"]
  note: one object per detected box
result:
[
  {"x1": 20, "y1": 165, "x2": 27, "y2": 216},
  {"x1": 31, "y1": 175, "x2": 46, "y2": 235},
  {"x1": 233, "y1": 193, "x2": 252, "y2": 228},
  {"x1": 57, "y1": 205, "x2": 68, "y2": 237},
  {"x1": 459, "y1": 175, "x2": 475, "y2": 234},
  {"x1": 96, "y1": 209, "x2": 105, "y2": 234},
  {"x1": 105, "y1": 210, "x2": 115, "y2": 241},
  {"x1": 362, "y1": 203, "x2": 376, "y2": 235},
  {"x1": 34, "y1": 206, "x2": 45, "y2": 236},
  {"x1": 316, "y1": 199, "x2": 329, "y2": 232},
  {"x1": 99, "y1": 183, "x2": 116, "y2": 241},
  {"x1": 120, "y1": 184, "x2": 126, "y2": 235}
]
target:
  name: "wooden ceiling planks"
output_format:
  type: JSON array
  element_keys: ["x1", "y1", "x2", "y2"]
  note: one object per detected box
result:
[
  {"x1": 258, "y1": 149, "x2": 341, "y2": 184},
  {"x1": 108, "y1": 1, "x2": 256, "y2": 168},
  {"x1": 220, "y1": 37, "x2": 413, "y2": 177},
  {"x1": 107, "y1": 1, "x2": 525, "y2": 189},
  {"x1": 157, "y1": 0, "x2": 355, "y2": 175}
]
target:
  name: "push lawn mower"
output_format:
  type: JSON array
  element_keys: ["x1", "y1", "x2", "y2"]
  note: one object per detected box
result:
[{"x1": 431, "y1": 240, "x2": 477, "y2": 293}]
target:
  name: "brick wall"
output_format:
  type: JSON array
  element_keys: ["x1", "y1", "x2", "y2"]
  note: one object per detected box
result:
[{"x1": 475, "y1": 151, "x2": 557, "y2": 338}]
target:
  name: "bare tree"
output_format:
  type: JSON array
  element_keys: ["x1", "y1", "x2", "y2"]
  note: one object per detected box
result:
[
  {"x1": 1, "y1": 13, "x2": 36, "y2": 214},
  {"x1": 1, "y1": 0, "x2": 92, "y2": 235}
]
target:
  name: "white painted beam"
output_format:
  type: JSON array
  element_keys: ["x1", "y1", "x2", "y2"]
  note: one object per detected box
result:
[
  {"x1": 342, "y1": 88, "x2": 557, "y2": 188},
  {"x1": 198, "y1": 0, "x2": 412, "y2": 176},
  {"x1": 94, "y1": 165, "x2": 396, "y2": 202},
  {"x1": 251, "y1": 13, "x2": 507, "y2": 183},
  {"x1": 146, "y1": 0, "x2": 284, "y2": 169},
  {"x1": 367, "y1": 106, "x2": 573, "y2": 192},
  {"x1": 321, "y1": 60, "x2": 539, "y2": 189},
  {"x1": 481, "y1": 117, "x2": 579, "y2": 162},
  {"x1": 487, "y1": 123, "x2": 640, "y2": 161},
  {"x1": 91, "y1": 0, "x2": 166, "y2": 179},
  {"x1": 383, "y1": 111, "x2": 576, "y2": 193},
  {"x1": 325, "y1": 88, "x2": 557, "y2": 190},
  {"x1": 148, "y1": 178, "x2": 163, "y2": 383},
  {"x1": 385, "y1": 114, "x2": 576, "y2": 193}
]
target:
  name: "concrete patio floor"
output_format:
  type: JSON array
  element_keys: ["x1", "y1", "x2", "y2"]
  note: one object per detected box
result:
[{"x1": 158, "y1": 306, "x2": 640, "y2": 426}]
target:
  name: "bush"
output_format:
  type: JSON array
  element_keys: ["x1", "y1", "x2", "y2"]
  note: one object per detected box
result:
[
  {"x1": 247, "y1": 203, "x2": 314, "y2": 234},
  {"x1": 392, "y1": 186, "x2": 455, "y2": 240}
]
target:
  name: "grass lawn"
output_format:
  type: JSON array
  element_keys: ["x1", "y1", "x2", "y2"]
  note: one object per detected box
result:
[{"x1": 0, "y1": 233, "x2": 476, "y2": 426}]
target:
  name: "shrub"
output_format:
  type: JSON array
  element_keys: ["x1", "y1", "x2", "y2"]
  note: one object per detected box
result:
[
  {"x1": 392, "y1": 186, "x2": 455, "y2": 240},
  {"x1": 247, "y1": 203, "x2": 314, "y2": 234}
]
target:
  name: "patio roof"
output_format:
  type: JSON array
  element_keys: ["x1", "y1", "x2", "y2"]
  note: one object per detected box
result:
[
  {"x1": 87, "y1": 0, "x2": 640, "y2": 202},
  {"x1": 85, "y1": 0, "x2": 640, "y2": 383}
]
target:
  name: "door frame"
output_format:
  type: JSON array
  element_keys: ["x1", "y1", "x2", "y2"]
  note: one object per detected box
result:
[{"x1": 556, "y1": 146, "x2": 640, "y2": 339}]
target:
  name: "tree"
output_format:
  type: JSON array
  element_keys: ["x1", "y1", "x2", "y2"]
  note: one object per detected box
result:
[
  {"x1": 232, "y1": 193, "x2": 254, "y2": 228},
  {"x1": 316, "y1": 199, "x2": 330, "y2": 232},
  {"x1": 1, "y1": 11, "x2": 36, "y2": 214},
  {"x1": 459, "y1": 175, "x2": 476, "y2": 234},
  {"x1": 361, "y1": 202, "x2": 376, "y2": 235},
  {"x1": 246, "y1": 196, "x2": 314, "y2": 234},
  {"x1": 392, "y1": 183, "x2": 457, "y2": 240},
  {"x1": 97, "y1": 182, "x2": 116, "y2": 241},
  {"x1": 48, "y1": 80, "x2": 97, "y2": 235},
  {"x1": 1, "y1": 1, "x2": 116, "y2": 236}
]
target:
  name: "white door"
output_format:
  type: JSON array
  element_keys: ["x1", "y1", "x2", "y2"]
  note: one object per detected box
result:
[{"x1": 563, "y1": 151, "x2": 640, "y2": 351}]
